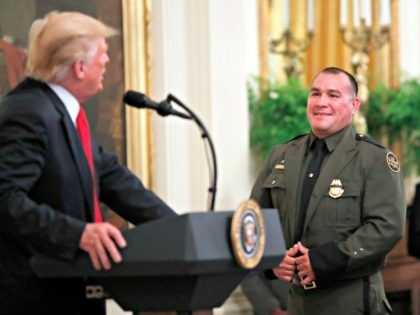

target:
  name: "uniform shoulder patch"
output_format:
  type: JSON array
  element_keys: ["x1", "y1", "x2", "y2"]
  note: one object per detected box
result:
[
  {"x1": 386, "y1": 151, "x2": 401, "y2": 173},
  {"x1": 355, "y1": 134, "x2": 385, "y2": 149}
]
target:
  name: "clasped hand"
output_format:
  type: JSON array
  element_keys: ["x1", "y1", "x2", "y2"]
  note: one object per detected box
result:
[
  {"x1": 272, "y1": 241, "x2": 315, "y2": 286},
  {"x1": 79, "y1": 222, "x2": 127, "y2": 270}
]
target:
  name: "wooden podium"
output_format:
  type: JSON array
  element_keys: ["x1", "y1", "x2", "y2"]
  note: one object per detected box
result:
[{"x1": 31, "y1": 210, "x2": 285, "y2": 313}]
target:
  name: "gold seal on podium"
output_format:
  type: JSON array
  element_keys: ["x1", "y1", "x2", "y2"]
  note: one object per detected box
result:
[{"x1": 230, "y1": 199, "x2": 266, "y2": 269}]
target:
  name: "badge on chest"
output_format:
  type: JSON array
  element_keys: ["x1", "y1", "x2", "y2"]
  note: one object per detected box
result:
[{"x1": 329, "y1": 179, "x2": 344, "y2": 198}]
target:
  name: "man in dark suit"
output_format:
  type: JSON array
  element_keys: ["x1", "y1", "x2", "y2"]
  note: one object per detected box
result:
[
  {"x1": 0, "y1": 11, "x2": 176, "y2": 314},
  {"x1": 250, "y1": 67, "x2": 406, "y2": 314}
]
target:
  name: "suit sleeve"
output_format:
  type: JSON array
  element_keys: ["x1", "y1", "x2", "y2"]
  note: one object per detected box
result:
[
  {"x1": 0, "y1": 102, "x2": 85, "y2": 260},
  {"x1": 97, "y1": 146, "x2": 177, "y2": 224}
]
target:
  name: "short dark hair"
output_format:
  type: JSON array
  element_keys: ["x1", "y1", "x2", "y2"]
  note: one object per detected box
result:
[{"x1": 317, "y1": 66, "x2": 358, "y2": 96}]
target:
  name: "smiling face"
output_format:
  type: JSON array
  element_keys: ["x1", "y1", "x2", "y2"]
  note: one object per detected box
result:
[{"x1": 307, "y1": 71, "x2": 360, "y2": 139}]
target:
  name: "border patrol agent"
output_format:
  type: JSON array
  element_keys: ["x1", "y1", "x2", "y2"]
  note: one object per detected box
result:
[{"x1": 250, "y1": 67, "x2": 406, "y2": 314}]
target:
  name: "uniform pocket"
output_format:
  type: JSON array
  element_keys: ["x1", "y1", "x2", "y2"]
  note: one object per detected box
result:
[
  {"x1": 262, "y1": 169, "x2": 286, "y2": 189},
  {"x1": 262, "y1": 169, "x2": 287, "y2": 219},
  {"x1": 322, "y1": 180, "x2": 362, "y2": 227}
]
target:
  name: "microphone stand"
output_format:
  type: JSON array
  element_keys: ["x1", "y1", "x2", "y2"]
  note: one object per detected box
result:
[{"x1": 164, "y1": 94, "x2": 218, "y2": 211}]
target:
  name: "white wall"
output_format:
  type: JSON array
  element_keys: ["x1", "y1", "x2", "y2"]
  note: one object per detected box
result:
[
  {"x1": 400, "y1": 0, "x2": 420, "y2": 80},
  {"x1": 150, "y1": 0, "x2": 258, "y2": 214}
]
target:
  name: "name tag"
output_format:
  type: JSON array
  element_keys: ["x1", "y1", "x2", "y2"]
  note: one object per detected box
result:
[{"x1": 275, "y1": 160, "x2": 285, "y2": 170}]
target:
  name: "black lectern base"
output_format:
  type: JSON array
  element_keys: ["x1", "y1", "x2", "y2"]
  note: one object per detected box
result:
[{"x1": 101, "y1": 272, "x2": 247, "y2": 312}]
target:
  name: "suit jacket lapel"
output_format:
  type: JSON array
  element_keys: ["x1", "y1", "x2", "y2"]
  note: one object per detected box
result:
[
  {"x1": 42, "y1": 83, "x2": 95, "y2": 220},
  {"x1": 303, "y1": 128, "x2": 357, "y2": 230}
]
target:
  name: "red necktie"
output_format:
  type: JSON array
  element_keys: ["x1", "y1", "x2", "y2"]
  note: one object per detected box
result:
[{"x1": 76, "y1": 107, "x2": 103, "y2": 222}]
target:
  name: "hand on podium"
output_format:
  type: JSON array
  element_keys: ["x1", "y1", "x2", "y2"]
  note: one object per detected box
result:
[{"x1": 79, "y1": 222, "x2": 127, "y2": 270}]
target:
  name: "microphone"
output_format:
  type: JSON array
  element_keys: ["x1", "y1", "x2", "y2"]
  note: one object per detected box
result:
[
  {"x1": 123, "y1": 90, "x2": 190, "y2": 119},
  {"x1": 124, "y1": 90, "x2": 218, "y2": 210}
]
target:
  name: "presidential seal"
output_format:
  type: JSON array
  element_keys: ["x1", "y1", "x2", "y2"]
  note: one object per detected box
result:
[{"x1": 230, "y1": 199, "x2": 265, "y2": 269}]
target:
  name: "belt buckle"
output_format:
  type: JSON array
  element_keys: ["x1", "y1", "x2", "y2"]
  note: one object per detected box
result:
[
  {"x1": 303, "y1": 280, "x2": 317, "y2": 290},
  {"x1": 86, "y1": 285, "x2": 104, "y2": 299}
]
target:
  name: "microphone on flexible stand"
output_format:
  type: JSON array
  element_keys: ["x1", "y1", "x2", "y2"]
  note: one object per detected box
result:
[
  {"x1": 123, "y1": 91, "x2": 191, "y2": 119},
  {"x1": 122, "y1": 90, "x2": 218, "y2": 211}
]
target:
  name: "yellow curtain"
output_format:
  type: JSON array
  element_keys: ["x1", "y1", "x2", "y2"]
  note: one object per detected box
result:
[{"x1": 260, "y1": 0, "x2": 399, "y2": 89}]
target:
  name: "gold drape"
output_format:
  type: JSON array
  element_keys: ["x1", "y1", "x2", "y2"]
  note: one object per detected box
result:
[
  {"x1": 123, "y1": 0, "x2": 154, "y2": 188},
  {"x1": 260, "y1": 0, "x2": 399, "y2": 89}
]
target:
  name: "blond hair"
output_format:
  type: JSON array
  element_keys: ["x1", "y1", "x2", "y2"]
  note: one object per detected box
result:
[{"x1": 25, "y1": 11, "x2": 117, "y2": 83}]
